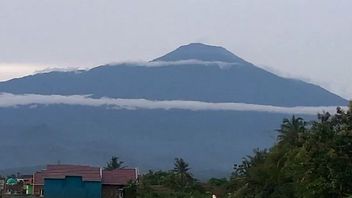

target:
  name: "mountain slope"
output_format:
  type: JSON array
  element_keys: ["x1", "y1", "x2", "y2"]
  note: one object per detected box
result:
[
  {"x1": 0, "y1": 105, "x2": 313, "y2": 178},
  {"x1": 0, "y1": 43, "x2": 347, "y2": 106}
]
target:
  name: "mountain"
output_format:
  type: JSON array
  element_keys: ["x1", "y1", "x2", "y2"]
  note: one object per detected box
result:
[
  {"x1": 0, "y1": 43, "x2": 348, "y2": 178},
  {"x1": 153, "y1": 43, "x2": 248, "y2": 63},
  {"x1": 0, "y1": 43, "x2": 347, "y2": 107}
]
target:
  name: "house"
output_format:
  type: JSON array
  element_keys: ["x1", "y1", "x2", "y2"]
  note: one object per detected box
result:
[
  {"x1": 3, "y1": 177, "x2": 24, "y2": 195},
  {"x1": 33, "y1": 164, "x2": 138, "y2": 198},
  {"x1": 18, "y1": 175, "x2": 34, "y2": 195},
  {"x1": 102, "y1": 169, "x2": 138, "y2": 198},
  {"x1": 44, "y1": 176, "x2": 102, "y2": 198}
]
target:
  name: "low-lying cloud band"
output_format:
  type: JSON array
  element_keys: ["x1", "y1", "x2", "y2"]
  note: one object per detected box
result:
[{"x1": 0, "y1": 93, "x2": 346, "y2": 115}]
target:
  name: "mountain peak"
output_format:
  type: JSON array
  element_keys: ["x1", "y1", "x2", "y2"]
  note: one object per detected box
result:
[{"x1": 153, "y1": 43, "x2": 247, "y2": 63}]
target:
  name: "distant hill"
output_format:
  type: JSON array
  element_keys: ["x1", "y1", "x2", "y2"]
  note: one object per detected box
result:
[
  {"x1": 0, "y1": 105, "x2": 314, "y2": 179},
  {"x1": 0, "y1": 43, "x2": 347, "y2": 178}
]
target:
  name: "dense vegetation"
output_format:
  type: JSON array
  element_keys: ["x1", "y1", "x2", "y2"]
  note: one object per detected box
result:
[
  {"x1": 126, "y1": 102, "x2": 352, "y2": 198},
  {"x1": 228, "y1": 103, "x2": 352, "y2": 198}
]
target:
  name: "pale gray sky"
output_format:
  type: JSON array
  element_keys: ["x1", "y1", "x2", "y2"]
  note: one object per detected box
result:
[{"x1": 0, "y1": 0, "x2": 351, "y2": 99}]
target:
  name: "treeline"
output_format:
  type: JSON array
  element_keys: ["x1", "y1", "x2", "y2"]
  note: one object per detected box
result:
[{"x1": 122, "y1": 102, "x2": 352, "y2": 198}]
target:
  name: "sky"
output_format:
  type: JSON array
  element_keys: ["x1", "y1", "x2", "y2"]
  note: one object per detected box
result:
[{"x1": 0, "y1": 0, "x2": 351, "y2": 99}]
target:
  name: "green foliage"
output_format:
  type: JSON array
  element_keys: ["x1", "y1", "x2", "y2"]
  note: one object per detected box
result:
[
  {"x1": 229, "y1": 105, "x2": 352, "y2": 198},
  {"x1": 171, "y1": 158, "x2": 196, "y2": 190},
  {"x1": 206, "y1": 178, "x2": 230, "y2": 197},
  {"x1": 104, "y1": 156, "x2": 124, "y2": 170},
  {"x1": 137, "y1": 158, "x2": 209, "y2": 198},
  {"x1": 133, "y1": 103, "x2": 352, "y2": 198},
  {"x1": 125, "y1": 181, "x2": 138, "y2": 198}
]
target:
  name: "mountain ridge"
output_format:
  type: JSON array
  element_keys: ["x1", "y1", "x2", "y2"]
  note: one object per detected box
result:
[
  {"x1": 0, "y1": 48, "x2": 347, "y2": 107},
  {"x1": 0, "y1": 43, "x2": 347, "y2": 107}
]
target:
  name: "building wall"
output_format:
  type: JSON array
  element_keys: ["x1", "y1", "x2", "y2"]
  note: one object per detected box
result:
[
  {"x1": 0, "y1": 179, "x2": 5, "y2": 191},
  {"x1": 33, "y1": 184, "x2": 43, "y2": 197},
  {"x1": 3, "y1": 183, "x2": 25, "y2": 195},
  {"x1": 102, "y1": 185, "x2": 124, "y2": 198},
  {"x1": 44, "y1": 176, "x2": 101, "y2": 198},
  {"x1": 2, "y1": 195, "x2": 36, "y2": 198},
  {"x1": 26, "y1": 185, "x2": 33, "y2": 195}
]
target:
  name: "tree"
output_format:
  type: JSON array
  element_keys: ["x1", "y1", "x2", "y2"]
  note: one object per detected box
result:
[
  {"x1": 172, "y1": 158, "x2": 193, "y2": 188},
  {"x1": 173, "y1": 158, "x2": 190, "y2": 176},
  {"x1": 229, "y1": 104, "x2": 352, "y2": 198},
  {"x1": 104, "y1": 156, "x2": 124, "y2": 170},
  {"x1": 136, "y1": 160, "x2": 207, "y2": 198},
  {"x1": 277, "y1": 115, "x2": 305, "y2": 146}
]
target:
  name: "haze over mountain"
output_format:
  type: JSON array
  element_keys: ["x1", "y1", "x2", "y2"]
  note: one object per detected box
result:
[{"x1": 0, "y1": 43, "x2": 348, "y2": 178}]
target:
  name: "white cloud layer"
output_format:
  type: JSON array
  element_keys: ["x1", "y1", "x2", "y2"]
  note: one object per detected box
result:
[
  {"x1": 0, "y1": 93, "x2": 347, "y2": 115},
  {"x1": 33, "y1": 60, "x2": 240, "y2": 75},
  {"x1": 110, "y1": 60, "x2": 240, "y2": 69}
]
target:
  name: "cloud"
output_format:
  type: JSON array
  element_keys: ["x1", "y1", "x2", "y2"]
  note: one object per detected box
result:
[
  {"x1": 0, "y1": 93, "x2": 347, "y2": 115},
  {"x1": 35, "y1": 67, "x2": 88, "y2": 74},
  {"x1": 256, "y1": 64, "x2": 351, "y2": 100},
  {"x1": 35, "y1": 60, "x2": 241, "y2": 74},
  {"x1": 33, "y1": 60, "x2": 239, "y2": 74},
  {"x1": 0, "y1": 63, "x2": 46, "y2": 82},
  {"x1": 118, "y1": 60, "x2": 241, "y2": 69}
]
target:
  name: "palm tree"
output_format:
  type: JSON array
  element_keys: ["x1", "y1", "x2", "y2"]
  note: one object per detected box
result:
[
  {"x1": 277, "y1": 115, "x2": 305, "y2": 146},
  {"x1": 104, "y1": 156, "x2": 125, "y2": 170},
  {"x1": 172, "y1": 158, "x2": 193, "y2": 188}
]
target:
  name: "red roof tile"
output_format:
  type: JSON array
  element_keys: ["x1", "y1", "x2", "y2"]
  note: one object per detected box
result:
[
  {"x1": 33, "y1": 165, "x2": 138, "y2": 186},
  {"x1": 102, "y1": 169, "x2": 137, "y2": 185},
  {"x1": 34, "y1": 164, "x2": 101, "y2": 185}
]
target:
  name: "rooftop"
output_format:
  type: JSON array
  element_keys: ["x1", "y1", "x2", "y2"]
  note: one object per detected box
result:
[{"x1": 33, "y1": 164, "x2": 137, "y2": 186}]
